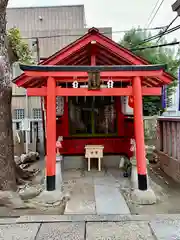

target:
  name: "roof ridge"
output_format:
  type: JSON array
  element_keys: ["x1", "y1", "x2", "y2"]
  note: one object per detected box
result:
[{"x1": 7, "y1": 4, "x2": 84, "y2": 10}]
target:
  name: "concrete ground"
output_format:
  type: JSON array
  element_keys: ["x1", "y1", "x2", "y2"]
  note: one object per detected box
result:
[
  {"x1": 1, "y1": 214, "x2": 180, "y2": 239},
  {"x1": 63, "y1": 169, "x2": 130, "y2": 215},
  {"x1": 2, "y1": 156, "x2": 180, "y2": 217},
  {"x1": 2, "y1": 159, "x2": 180, "y2": 239},
  {"x1": 62, "y1": 165, "x2": 180, "y2": 216},
  {"x1": 123, "y1": 162, "x2": 180, "y2": 215}
]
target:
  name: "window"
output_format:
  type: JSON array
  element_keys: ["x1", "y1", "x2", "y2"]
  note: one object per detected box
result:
[
  {"x1": 94, "y1": 97, "x2": 116, "y2": 134},
  {"x1": 15, "y1": 122, "x2": 20, "y2": 130},
  {"x1": 33, "y1": 108, "x2": 42, "y2": 119},
  {"x1": 14, "y1": 109, "x2": 25, "y2": 119},
  {"x1": 69, "y1": 96, "x2": 117, "y2": 136}
]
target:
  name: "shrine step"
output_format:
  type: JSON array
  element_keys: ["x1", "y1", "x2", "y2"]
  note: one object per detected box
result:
[{"x1": 94, "y1": 184, "x2": 130, "y2": 215}]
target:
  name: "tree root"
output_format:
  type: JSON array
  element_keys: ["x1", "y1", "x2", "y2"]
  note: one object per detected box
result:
[
  {"x1": 0, "y1": 166, "x2": 41, "y2": 209},
  {"x1": 15, "y1": 164, "x2": 40, "y2": 185},
  {"x1": 0, "y1": 191, "x2": 27, "y2": 209}
]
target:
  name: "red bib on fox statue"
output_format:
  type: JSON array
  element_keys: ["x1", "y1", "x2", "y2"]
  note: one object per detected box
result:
[{"x1": 128, "y1": 96, "x2": 134, "y2": 108}]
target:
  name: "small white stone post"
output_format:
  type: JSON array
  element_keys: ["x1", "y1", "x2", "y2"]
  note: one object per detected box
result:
[
  {"x1": 131, "y1": 156, "x2": 138, "y2": 190},
  {"x1": 119, "y1": 156, "x2": 125, "y2": 169},
  {"x1": 56, "y1": 136, "x2": 63, "y2": 191},
  {"x1": 130, "y1": 139, "x2": 138, "y2": 189}
]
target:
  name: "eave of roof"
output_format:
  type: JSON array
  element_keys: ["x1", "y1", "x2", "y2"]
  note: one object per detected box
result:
[{"x1": 13, "y1": 27, "x2": 174, "y2": 88}]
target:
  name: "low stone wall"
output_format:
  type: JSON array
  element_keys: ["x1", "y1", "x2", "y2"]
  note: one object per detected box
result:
[
  {"x1": 62, "y1": 155, "x2": 122, "y2": 170},
  {"x1": 144, "y1": 116, "x2": 158, "y2": 144},
  {"x1": 155, "y1": 150, "x2": 180, "y2": 183}
]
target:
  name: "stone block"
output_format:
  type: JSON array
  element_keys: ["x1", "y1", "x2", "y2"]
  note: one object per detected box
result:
[
  {"x1": 36, "y1": 222, "x2": 85, "y2": 240},
  {"x1": 64, "y1": 181, "x2": 96, "y2": 214},
  {"x1": 94, "y1": 184, "x2": 130, "y2": 214},
  {"x1": 0, "y1": 223, "x2": 40, "y2": 240},
  {"x1": 63, "y1": 156, "x2": 84, "y2": 170},
  {"x1": 102, "y1": 155, "x2": 122, "y2": 168},
  {"x1": 86, "y1": 222, "x2": 154, "y2": 240},
  {"x1": 150, "y1": 219, "x2": 180, "y2": 240},
  {"x1": 131, "y1": 188, "x2": 156, "y2": 205}
]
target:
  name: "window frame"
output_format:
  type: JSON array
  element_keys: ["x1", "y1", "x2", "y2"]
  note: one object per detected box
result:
[
  {"x1": 33, "y1": 108, "x2": 42, "y2": 119},
  {"x1": 68, "y1": 96, "x2": 118, "y2": 137},
  {"x1": 14, "y1": 108, "x2": 25, "y2": 120}
]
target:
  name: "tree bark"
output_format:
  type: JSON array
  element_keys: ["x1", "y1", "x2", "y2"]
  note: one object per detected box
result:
[
  {"x1": 0, "y1": 87, "x2": 17, "y2": 191},
  {"x1": 0, "y1": 0, "x2": 17, "y2": 191}
]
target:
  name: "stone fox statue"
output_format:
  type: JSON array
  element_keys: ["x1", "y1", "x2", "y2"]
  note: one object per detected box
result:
[
  {"x1": 123, "y1": 158, "x2": 132, "y2": 178},
  {"x1": 123, "y1": 138, "x2": 136, "y2": 178}
]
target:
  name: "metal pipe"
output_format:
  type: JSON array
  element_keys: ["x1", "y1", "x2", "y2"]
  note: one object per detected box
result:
[{"x1": 25, "y1": 89, "x2": 29, "y2": 154}]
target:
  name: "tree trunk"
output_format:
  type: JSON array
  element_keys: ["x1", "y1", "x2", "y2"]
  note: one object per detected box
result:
[
  {"x1": 0, "y1": 87, "x2": 17, "y2": 191},
  {"x1": 0, "y1": 0, "x2": 17, "y2": 192}
]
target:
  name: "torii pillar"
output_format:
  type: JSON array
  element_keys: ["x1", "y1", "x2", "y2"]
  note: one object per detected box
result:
[
  {"x1": 132, "y1": 76, "x2": 147, "y2": 190},
  {"x1": 46, "y1": 76, "x2": 56, "y2": 191},
  {"x1": 131, "y1": 76, "x2": 156, "y2": 204}
]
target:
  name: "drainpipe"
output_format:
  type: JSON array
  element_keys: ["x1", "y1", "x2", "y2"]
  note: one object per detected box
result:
[{"x1": 25, "y1": 89, "x2": 29, "y2": 154}]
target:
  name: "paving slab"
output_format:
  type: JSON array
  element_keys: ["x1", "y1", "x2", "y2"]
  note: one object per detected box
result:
[
  {"x1": 86, "y1": 222, "x2": 154, "y2": 240},
  {"x1": 150, "y1": 219, "x2": 180, "y2": 239},
  {"x1": 107, "y1": 169, "x2": 131, "y2": 188},
  {"x1": 62, "y1": 170, "x2": 82, "y2": 181},
  {"x1": 64, "y1": 181, "x2": 96, "y2": 214},
  {"x1": 94, "y1": 176, "x2": 120, "y2": 187},
  {"x1": 0, "y1": 218, "x2": 18, "y2": 224},
  {"x1": 36, "y1": 222, "x2": 85, "y2": 240},
  {"x1": 84, "y1": 170, "x2": 107, "y2": 178},
  {"x1": 0, "y1": 223, "x2": 40, "y2": 240},
  {"x1": 94, "y1": 184, "x2": 130, "y2": 214}
]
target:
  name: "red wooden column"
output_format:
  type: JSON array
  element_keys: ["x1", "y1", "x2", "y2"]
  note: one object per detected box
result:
[
  {"x1": 46, "y1": 77, "x2": 56, "y2": 191},
  {"x1": 132, "y1": 76, "x2": 147, "y2": 191}
]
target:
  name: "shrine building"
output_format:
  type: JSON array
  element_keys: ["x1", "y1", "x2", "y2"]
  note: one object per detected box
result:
[{"x1": 14, "y1": 28, "x2": 174, "y2": 192}]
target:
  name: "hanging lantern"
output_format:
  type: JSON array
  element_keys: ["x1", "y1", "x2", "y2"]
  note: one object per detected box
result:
[{"x1": 128, "y1": 96, "x2": 134, "y2": 108}]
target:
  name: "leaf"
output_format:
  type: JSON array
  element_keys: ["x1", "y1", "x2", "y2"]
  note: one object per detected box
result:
[
  {"x1": 120, "y1": 29, "x2": 179, "y2": 116},
  {"x1": 7, "y1": 27, "x2": 34, "y2": 64}
]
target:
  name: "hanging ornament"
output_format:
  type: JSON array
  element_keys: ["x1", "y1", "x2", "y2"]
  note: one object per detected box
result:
[
  {"x1": 128, "y1": 96, "x2": 134, "y2": 108},
  {"x1": 56, "y1": 96, "x2": 64, "y2": 116},
  {"x1": 72, "y1": 80, "x2": 79, "y2": 88},
  {"x1": 107, "y1": 80, "x2": 114, "y2": 88}
]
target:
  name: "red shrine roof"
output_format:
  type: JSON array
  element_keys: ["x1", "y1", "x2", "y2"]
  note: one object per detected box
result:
[{"x1": 14, "y1": 27, "x2": 174, "y2": 88}]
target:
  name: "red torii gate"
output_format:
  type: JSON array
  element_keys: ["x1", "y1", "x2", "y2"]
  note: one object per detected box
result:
[
  {"x1": 18, "y1": 64, "x2": 167, "y2": 192},
  {"x1": 13, "y1": 28, "x2": 173, "y2": 192}
]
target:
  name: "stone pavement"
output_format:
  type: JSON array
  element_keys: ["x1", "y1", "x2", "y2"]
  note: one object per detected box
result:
[
  {"x1": 64, "y1": 171, "x2": 130, "y2": 215},
  {"x1": 1, "y1": 214, "x2": 180, "y2": 239},
  {"x1": 94, "y1": 184, "x2": 130, "y2": 214}
]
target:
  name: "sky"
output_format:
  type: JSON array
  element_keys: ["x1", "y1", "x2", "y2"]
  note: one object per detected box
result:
[{"x1": 8, "y1": 0, "x2": 180, "y2": 43}]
